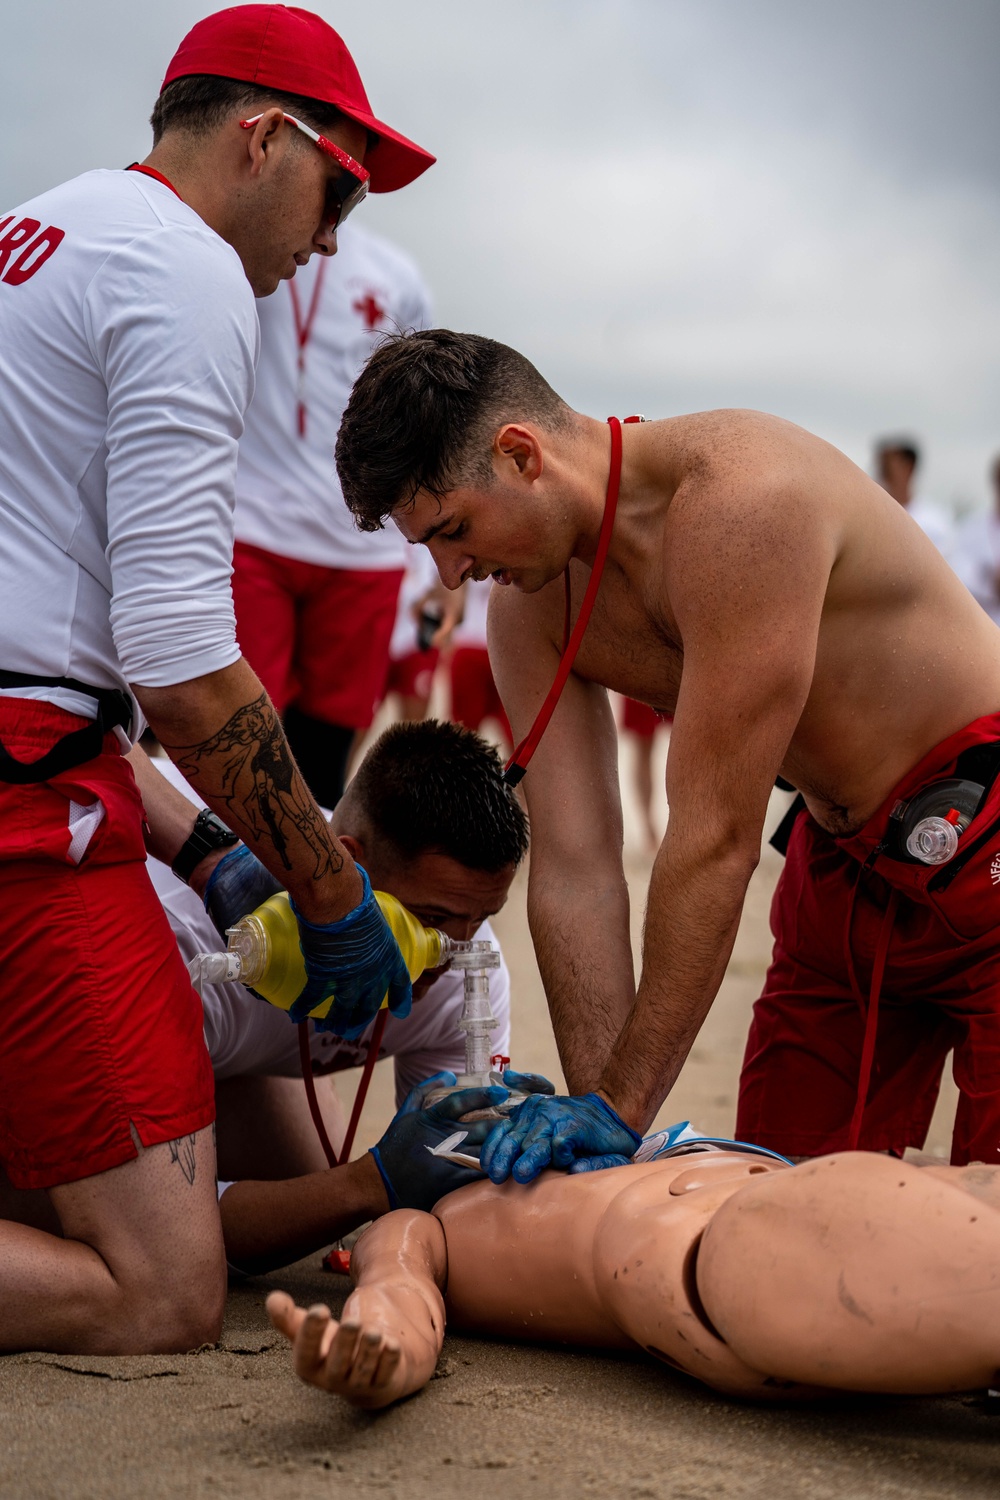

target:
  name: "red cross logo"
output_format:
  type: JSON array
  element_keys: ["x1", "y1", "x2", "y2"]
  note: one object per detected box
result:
[{"x1": 353, "y1": 291, "x2": 387, "y2": 329}]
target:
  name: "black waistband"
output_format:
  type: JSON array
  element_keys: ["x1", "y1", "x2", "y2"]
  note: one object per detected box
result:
[{"x1": 0, "y1": 672, "x2": 133, "y2": 784}]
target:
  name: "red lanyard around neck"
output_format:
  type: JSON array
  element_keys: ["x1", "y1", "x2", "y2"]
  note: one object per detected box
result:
[
  {"x1": 288, "y1": 259, "x2": 328, "y2": 438},
  {"x1": 125, "y1": 163, "x2": 183, "y2": 201},
  {"x1": 504, "y1": 415, "x2": 640, "y2": 786}
]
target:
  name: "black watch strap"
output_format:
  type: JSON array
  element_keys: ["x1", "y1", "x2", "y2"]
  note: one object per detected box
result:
[{"x1": 172, "y1": 808, "x2": 240, "y2": 884}]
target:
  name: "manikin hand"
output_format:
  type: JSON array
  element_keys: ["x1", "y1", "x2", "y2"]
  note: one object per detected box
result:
[
  {"x1": 481, "y1": 1092, "x2": 642, "y2": 1184},
  {"x1": 266, "y1": 1291, "x2": 412, "y2": 1410}
]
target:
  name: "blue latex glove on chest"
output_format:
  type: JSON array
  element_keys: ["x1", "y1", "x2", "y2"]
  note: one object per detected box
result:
[
  {"x1": 289, "y1": 866, "x2": 412, "y2": 1037},
  {"x1": 480, "y1": 1091, "x2": 642, "y2": 1184},
  {"x1": 370, "y1": 1072, "x2": 510, "y2": 1212},
  {"x1": 203, "y1": 844, "x2": 282, "y2": 938}
]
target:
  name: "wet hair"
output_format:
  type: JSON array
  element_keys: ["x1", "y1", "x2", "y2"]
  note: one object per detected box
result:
[
  {"x1": 335, "y1": 328, "x2": 572, "y2": 532},
  {"x1": 875, "y1": 437, "x2": 920, "y2": 471},
  {"x1": 348, "y1": 719, "x2": 528, "y2": 872},
  {"x1": 150, "y1": 74, "x2": 348, "y2": 146}
]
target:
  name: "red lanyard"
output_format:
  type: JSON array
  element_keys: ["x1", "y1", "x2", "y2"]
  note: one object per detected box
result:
[
  {"x1": 504, "y1": 415, "x2": 640, "y2": 786},
  {"x1": 125, "y1": 163, "x2": 183, "y2": 201},
  {"x1": 288, "y1": 259, "x2": 328, "y2": 438}
]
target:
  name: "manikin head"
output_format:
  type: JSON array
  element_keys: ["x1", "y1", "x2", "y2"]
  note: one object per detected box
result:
[
  {"x1": 336, "y1": 329, "x2": 590, "y2": 593},
  {"x1": 147, "y1": 6, "x2": 433, "y2": 296},
  {"x1": 329, "y1": 720, "x2": 528, "y2": 982},
  {"x1": 875, "y1": 438, "x2": 920, "y2": 508}
]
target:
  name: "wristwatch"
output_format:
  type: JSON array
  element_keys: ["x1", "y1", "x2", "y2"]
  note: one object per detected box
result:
[{"x1": 172, "y1": 808, "x2": 240, "y2": 884}]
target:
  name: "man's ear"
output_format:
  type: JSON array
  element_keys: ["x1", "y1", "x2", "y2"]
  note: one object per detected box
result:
[
  {"x1": 494, "y1": 423, "x2": 543, "y2": 484},
  {"x1": 242, "y1": 107, "x2": 286, "y2": 180},
  {"x1": 337, "y1": 833, "x2": 366, "y2": 864}
]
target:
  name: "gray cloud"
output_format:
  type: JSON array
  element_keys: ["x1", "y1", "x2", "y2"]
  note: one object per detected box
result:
[{"x1": 5, "y1": 0, "x2": 999, "y2": 505}]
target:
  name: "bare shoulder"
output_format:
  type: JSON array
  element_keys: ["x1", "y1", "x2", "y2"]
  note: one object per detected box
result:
[
  {"x1": 654, "y1": 408, "x2": 836, "y2": 474},
  {"x1": 639, "y1": 410, "x2": 859, "y2": 594},
  {"x1": 654, "y1": 409, "x2": 862, "y2": 526}
]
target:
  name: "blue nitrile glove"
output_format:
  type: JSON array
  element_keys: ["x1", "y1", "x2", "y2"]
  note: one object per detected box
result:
[
  {"x1": 481, "y1": 1092, "x2": 642, "y2": 1185},
  {"x1": 370, "y1": 1072, "x2": 510, "y2": 1212},
  {"x1": 203, "y1": 844, "x2": 283, "y2": 938},
  {"x1": 501, "y1": 1069, "x2": 556, "y2": 1096},
  {"x1": 289, "y1": 866, "x2": 412, "y2": 1037}
]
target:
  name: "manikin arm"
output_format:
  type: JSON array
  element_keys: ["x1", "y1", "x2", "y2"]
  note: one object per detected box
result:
[{"x1": 267, "y1": 1209, "x2": 447, "y2": 1409}]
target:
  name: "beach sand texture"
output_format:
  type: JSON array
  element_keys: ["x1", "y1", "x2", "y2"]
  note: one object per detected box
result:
[{"x1": 1, "y1": 761, "x2": 990, "y2": 1500}]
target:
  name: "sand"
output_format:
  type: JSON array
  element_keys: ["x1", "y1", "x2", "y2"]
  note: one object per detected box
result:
[{"x1": 1, "y1": 741, "x2": 995, "y2": 1499}]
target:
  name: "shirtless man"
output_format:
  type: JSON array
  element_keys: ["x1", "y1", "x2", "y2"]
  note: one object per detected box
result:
[
  {"x1": 334, "y1": 330, "x2": 1000, "y2": 1174},
  {"x1": 267, "y1": 1143, "x2": 1000, "y2": 1407}
]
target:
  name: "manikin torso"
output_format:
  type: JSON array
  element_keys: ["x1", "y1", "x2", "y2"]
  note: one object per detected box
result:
[{"x1": 435, "y1": 1148, "x2": 792, "y2": 1397}]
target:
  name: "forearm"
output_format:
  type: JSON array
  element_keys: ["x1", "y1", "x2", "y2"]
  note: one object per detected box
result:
[
  {"x1": 528, "y1": 859, "x2": 635, "y2": 1094},
  {"x1": 344, "y1": 1210, "x2": 449, "y2": 1393},
  {"x1": 597, "y1": 837, "x2": 759, "y2": 1130},
  {"x1": 125, "y1": 743, "x2": 232, "y2": 897},
  {"x1": 220, "y1": 1153, "x2": 389, "y2": 1275},
  {"x1": 134, "y1": 658, "x2": 362, "y2": 922}
]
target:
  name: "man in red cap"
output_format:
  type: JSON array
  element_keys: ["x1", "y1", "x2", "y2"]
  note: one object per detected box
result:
[{"x1": 0, "y1": 7, "x2": 433, "y2": 1355}]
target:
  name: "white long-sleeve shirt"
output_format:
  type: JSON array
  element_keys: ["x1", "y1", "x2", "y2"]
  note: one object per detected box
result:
[{"x1": 0, "y1": 169, "x2": 258, "y2": 722}]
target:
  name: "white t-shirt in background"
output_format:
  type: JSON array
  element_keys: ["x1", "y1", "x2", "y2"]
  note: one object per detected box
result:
[{"x1": 235, "y1": 223, "x2": 432, "y2": 571}]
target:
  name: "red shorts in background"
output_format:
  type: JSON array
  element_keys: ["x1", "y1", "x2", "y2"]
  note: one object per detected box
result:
[
  {"x1": 384, "y1": 648, "x2": 439, "y2": 706},
  {"x1": 0, "y1": 699, "x2": 214, "y2": 1190},
  {"x1": 737, "y1": 711, "x2": 1000, "y2": 1165},
  {"x1": 449, "y1": 646, "x2": 511, "y2": 742},
  {"x1": 621, "y1": 697, "x2": 668, "y2": 737},
  {"x1": 232, "y1": 541, "x2": 404, "y2": 730}
]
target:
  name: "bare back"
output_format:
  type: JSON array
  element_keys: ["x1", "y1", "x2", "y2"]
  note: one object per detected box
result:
[{"x1": 494, "y1": 410, "x2": 1000, "y2": 833}]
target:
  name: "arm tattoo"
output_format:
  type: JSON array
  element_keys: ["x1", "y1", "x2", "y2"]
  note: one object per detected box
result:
[
  {"x1": 169, "y1": 1135, "x2": 198, "y2": 1187},
  {"x1": 168, "y1": 692, "x2": 341, "y2": 879}
]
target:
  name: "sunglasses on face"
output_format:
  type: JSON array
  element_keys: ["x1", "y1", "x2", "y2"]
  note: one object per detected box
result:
[{"x1": 239, "y1": 111, "x2": 371, "y2": 229}]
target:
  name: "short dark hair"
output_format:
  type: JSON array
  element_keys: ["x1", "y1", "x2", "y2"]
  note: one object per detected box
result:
[
  {"x1": 335, "y1": 329, "x2": 572, "y2": 532},
  {"x1": 876, "y1": 437, "x2": 920, "y2": 470},
  {"x1": 349, "y1": 719, "x2": 528, "y2": 872},
  {"x1": 150, "y1": 74, "x2": 347, "y2": 146}
]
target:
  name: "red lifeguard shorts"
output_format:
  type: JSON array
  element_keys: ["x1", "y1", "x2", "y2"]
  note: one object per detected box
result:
[
  {"x1": 384, "y1": 648, "x2": 439, "y2": 705},
  {"x1": 0, "y1": 700, "x2": 215, "y2": 1190},
  {"x1": 232, "y1": 541, "x2": 404, "y2": 730},
  {"x1": 621, "y1": 696, "x2": 668, "y2": 737},
  {"x1": 737, "y1": 711, "x2": 1000, "y2": 1165},
  {"x1": 449, "y1": 647, "x2": 511, "y2": 742}
]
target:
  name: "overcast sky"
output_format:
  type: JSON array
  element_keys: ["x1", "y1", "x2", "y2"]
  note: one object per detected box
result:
[{"x1": 5, "y1": 0, "x2": 999, "y2": 508}]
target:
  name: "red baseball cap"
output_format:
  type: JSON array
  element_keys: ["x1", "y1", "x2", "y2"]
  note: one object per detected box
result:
[{"x1": 161, "y1": 5, "x2": 435, "y2": 192}]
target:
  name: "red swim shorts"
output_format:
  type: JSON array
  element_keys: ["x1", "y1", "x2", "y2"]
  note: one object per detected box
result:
[
  {"x1": 449, "y1": 647, "x2": 511, "y2": 743},
  {"x1": 0, "y1": 699, "x2": 215, "y2": 1190},
  {"x1": 737, "y1": 711, "x2": 1000, "y2": 1165},
  {"x1": 384, "y1": 648, "x2": 439, "y2": 705},
  {"x1": 621, "y1": 696, "x2": 668, "y2": 737},
  {"x1": 232, "y1": 541, "x2": 404, "y2": 729}
]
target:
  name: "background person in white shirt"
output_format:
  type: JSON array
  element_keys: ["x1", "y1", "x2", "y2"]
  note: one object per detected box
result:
[
  {"x1": 383, "y1": 548, "x2": 447, "y2": 722},
  {"x1": 233, "y1": 226, "x2": 435, "y2": 805},
  {"x1": 448, "y1": 577, "x2": 512, "y2": 750},
  {"x1": 874, "y1": 436, "x2": 954, "y2": 560},
  {"x1": 953, "y1": 454, "x2": 1000, "y2": 626},
  {"x1": 0, "y1": 4, "x2": 434, "y2": 1356}
]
